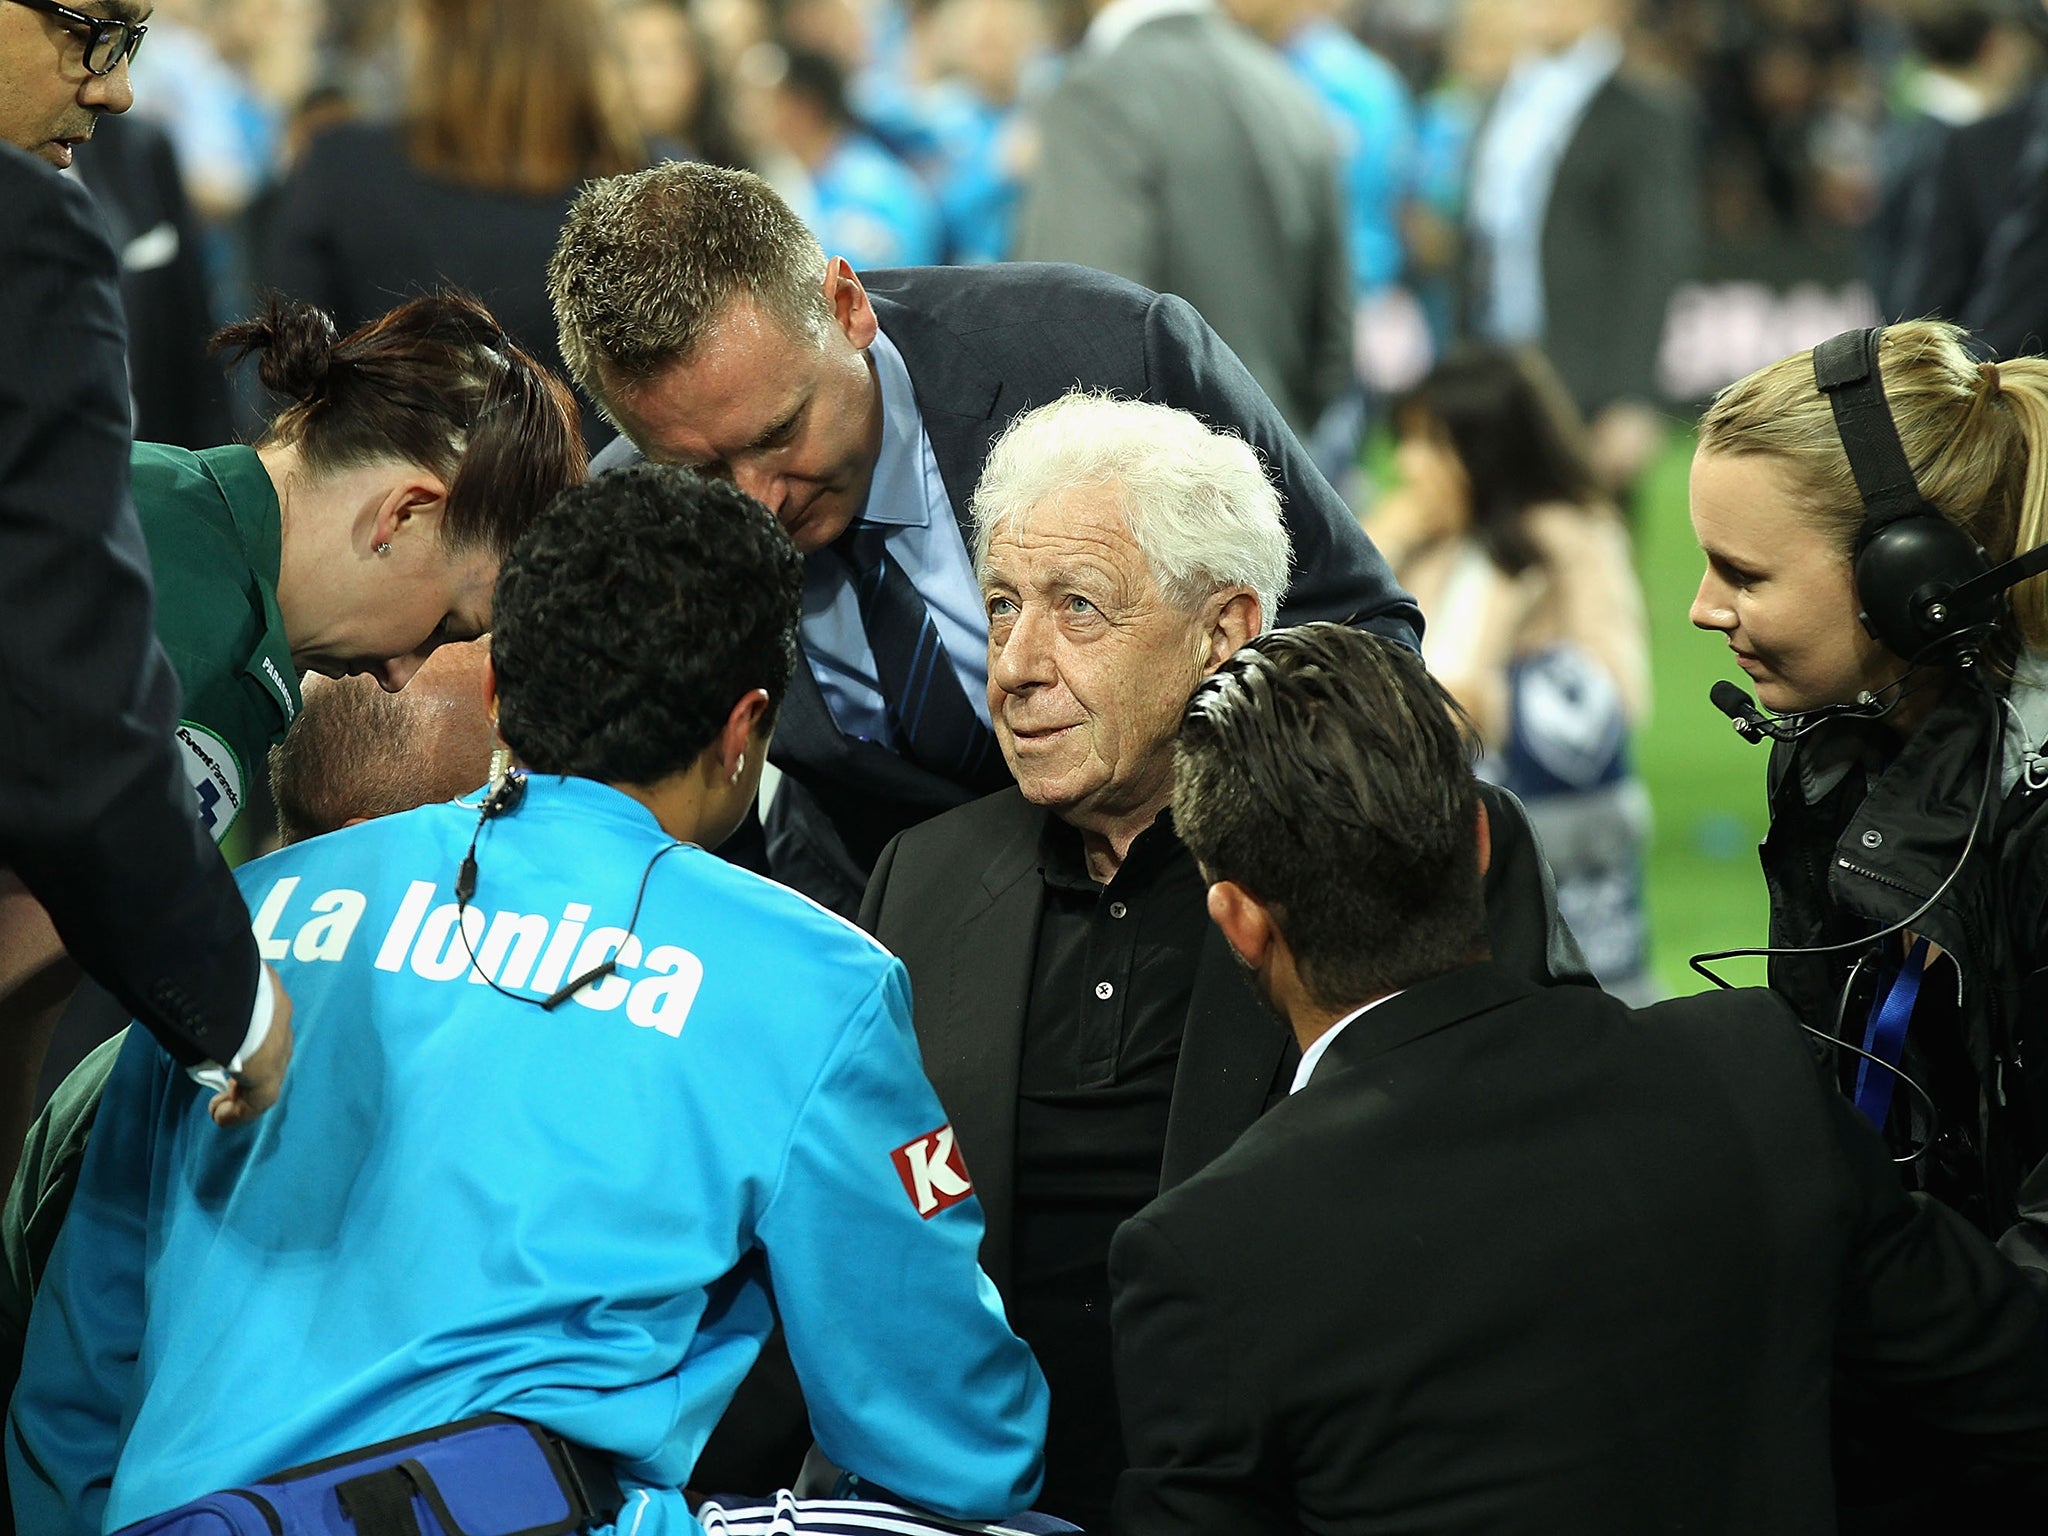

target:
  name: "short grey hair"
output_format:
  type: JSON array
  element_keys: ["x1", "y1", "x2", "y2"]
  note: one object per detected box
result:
[
  {"x1": 970, "y1": 394, "x2": 1292, "y2": 627},
  {"x1": 548, "y1": 162, "x2": 831, "y2": 420}
]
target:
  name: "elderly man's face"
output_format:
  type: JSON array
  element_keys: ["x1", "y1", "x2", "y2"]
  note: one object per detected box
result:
[
  {"x1": 0, "y1": 0, "x2": 142, "y2": 166},
  {"x1": 983, "y1": 485, "x2": 1255, "y2": 831}
]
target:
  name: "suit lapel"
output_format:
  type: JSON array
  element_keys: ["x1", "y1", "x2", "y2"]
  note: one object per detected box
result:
[
  {"x1": 1159, "y1": 923, "x2": 1295, "y2": 1192},
  {"x1": 868, "y1": 287, "x2": 1005, "y2": 548},
  {"x1": 913, "y1": 797, "x2": 1043, "y2": 1292}
]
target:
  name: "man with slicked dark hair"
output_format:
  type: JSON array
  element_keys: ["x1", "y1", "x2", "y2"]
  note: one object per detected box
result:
[{"x1": 1110, "y1": 623, "x2": 2048, "y2": 1536}]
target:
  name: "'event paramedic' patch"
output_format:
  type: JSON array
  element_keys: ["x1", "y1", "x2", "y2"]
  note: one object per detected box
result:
[
  {"x1": 175, "y1": 721, "x2": 243, "y2": 843},
  {"x1": 892, "y1": 1125, "x2": 973, "y2": 1218}
]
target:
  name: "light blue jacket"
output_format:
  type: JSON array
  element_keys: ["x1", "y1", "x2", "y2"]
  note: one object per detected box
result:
[{"x1": 9, "y1": 775, "x2": 1047, "y2": 1535}]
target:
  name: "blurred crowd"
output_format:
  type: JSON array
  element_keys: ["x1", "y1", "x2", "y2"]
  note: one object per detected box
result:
[{"x1": 92, "y1": 0, "x2": 2048, "y2": 459}]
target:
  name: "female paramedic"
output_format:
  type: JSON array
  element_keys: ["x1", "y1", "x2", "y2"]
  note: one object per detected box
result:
[
  {"x1": 138, "y1": 290, "x2": 585, "y2": 848},
  {"x1": 1687, "y1": 318, "x2": 2048, "y2": 1247}
]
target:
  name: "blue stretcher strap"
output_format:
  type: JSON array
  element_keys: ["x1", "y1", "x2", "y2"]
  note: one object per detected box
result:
[{"x1": 1854, "y1": 936, "x2": 1931, "y2": 1130}]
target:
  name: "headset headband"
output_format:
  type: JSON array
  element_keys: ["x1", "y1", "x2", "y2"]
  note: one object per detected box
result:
[{"x1": 1811, "y1": 327, "x2": 1932, "y2": 537}]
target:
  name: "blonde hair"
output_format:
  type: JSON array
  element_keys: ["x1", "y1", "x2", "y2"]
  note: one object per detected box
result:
[{"x1": 1696, "y1": 320, "x2": 2048, "y2": 649}]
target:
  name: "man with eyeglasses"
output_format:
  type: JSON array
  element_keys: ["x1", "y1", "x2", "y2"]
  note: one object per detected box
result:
[{"x1": 0, "y1": 0, "x2": 146, "y2": 167}]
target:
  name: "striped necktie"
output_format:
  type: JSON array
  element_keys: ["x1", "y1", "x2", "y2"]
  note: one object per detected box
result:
[{"x1": 832, "y1": 524, "x2": 1006, "y2": 790}]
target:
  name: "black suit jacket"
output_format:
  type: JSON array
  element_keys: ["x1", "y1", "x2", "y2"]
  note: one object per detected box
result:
[
  {"x1": 0, "y1": 145, "x2": 258, "y2": 1067},
  {"x1": 860, "y1": 784, "x2": 1589, "y2": 1293},
  {"x1": 592, "y1": 262, "x2": 1421, "y2": 914},
  {"x1": 1109, "y1": 965, "x2": 2048, "y2": 1535}
]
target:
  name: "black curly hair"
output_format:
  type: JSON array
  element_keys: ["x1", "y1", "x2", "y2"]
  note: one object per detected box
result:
[{"x1": 491, "y1": 465, "x2": 802, "y2": 782}]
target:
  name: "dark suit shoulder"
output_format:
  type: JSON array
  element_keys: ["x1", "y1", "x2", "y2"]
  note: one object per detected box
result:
[{"x1": 864, "y1": 261, "x2": 1161, "y2": 342}]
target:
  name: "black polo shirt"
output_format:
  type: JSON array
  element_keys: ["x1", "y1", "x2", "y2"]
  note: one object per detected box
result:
[{"x1": 1009, "y1": 807, "x2": 1209, "y2": 1526}]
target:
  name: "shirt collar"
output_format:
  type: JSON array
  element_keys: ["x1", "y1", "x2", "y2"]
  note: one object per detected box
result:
[
  {"x1": 194, "y1": 444, "x2": 302, "y2": 726},
  {"x1": 1290, "y1": 992, "x2": 1401, "y2": 1094},
  {"x1": 1085, "y1": 0, "x2": 1212, "y2": 56},
  {"x1": 851, "y1": 326, "x2": 929, "y2": 530}
]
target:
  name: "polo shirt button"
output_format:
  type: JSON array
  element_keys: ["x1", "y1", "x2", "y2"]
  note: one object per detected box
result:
[
  {"x1": 1095, "y1": 981, "x2": 1115, "y2": 1000},
  {"x1": 1109, "y1": 902, "x2": 1128, "y2": 919}
]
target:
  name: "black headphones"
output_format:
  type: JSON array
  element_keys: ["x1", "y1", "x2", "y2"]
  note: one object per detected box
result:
[{"x1": 1813, "y1": 326, "x2": 2002, "y2": 665}]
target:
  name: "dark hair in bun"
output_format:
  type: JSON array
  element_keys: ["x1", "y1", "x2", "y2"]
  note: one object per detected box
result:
[
  {"x1": 211, "y1": 291, "x2": 585, "y2": 559},
  {"x1": 217, "y1": 300, "x2": 340, "y2": 405}
]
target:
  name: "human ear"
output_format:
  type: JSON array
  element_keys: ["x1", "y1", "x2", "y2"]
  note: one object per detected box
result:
[
  {"x1": 1201, "y1": 590, "x2": 1262, "y2": 674},
  {"x1": 717, "y1": 689, "x2": 773, "y2": 786},
  {"x1": 373, "y1": 471, "x2": 452, "y2": 552},
  {"x1": 825, "y1": 259, "x2": 879, "y2": 350},
  {"x1": 1206, "y1": 880, "x2": 1274, "y2": 970}
]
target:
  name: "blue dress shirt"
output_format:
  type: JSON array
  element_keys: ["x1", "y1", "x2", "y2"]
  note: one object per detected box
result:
[{"x1": 802, "y1": 327, "x2": 992, "y2": 746}]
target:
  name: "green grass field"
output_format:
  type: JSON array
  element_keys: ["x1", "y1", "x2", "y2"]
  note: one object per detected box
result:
[{"x1": 1633, "y1": 430, "x2": 1776, "y2": 994}]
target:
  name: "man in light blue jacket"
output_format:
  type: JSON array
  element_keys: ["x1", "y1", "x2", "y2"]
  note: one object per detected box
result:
[{"x1": 9, "y1": 466, "x2": 1051, "y2": 1536}]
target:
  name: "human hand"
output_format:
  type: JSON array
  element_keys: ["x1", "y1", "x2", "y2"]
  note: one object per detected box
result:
[{"x1": 210, "y1": 966, "x2": 294, "y2": 1128}]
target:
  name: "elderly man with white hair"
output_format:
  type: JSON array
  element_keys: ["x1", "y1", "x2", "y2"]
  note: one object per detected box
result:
[{"x1": 857, "y1": 392, "x2": 1589, "y2": 1530}]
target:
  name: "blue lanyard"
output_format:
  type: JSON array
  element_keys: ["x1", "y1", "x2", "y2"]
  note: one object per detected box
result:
[{"x1": 1853, "y1": 936, "x2": 1931, "y2": 1130}]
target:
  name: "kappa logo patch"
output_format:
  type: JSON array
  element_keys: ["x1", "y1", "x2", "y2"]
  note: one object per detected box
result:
[
  {"x1": 174, "y1": 722, "x2": 244, "y2": 843},
  {"x1": 891, "y1": 1124, "x2": 974, "y2": 1218}
]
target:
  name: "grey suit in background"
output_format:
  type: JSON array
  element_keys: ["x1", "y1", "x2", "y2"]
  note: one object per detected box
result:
[{"x1": 1014, "y1": 2, "x2": 1352, "y2": 435}]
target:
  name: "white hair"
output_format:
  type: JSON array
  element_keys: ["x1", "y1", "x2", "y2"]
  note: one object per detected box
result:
[{"x1": 969, "y1": 393, "x2": 1292, "y2": 629}]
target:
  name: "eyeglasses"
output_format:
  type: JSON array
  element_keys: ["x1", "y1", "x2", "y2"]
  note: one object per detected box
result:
[{"x1": 7, "y1": 0, "x2": 147, "y2": 76}]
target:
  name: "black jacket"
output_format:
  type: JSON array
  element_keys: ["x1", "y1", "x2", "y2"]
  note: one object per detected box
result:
[
  {"x1": 1759, "y1": 677, "x2": 2048, "y2": 1245},
  {"x1": 0, "y1": 145, "x2": 258, "y2": 1067},
  {"x1": 1109, "y1": 965, "x2": 2048, "y2": 1535}
]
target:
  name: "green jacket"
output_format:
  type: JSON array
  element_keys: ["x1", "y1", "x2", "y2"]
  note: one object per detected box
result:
[{"x1": 131, "y1": 442, "x2": 301, "y2": 844}]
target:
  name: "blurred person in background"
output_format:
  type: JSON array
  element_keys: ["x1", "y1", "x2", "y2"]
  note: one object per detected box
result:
[
  {"x1": 74, "y1": 110, "x2": 236, "y2": 448},
  {"x1": 261, "y1": 0, "x2": 647, "y2": 443},
  {"x1": 614, "y1": 0, "x2": 748, "y2": 166},
  {"x1": 1463, "y1": 0, "x2": 1698, "y2": 497},
  {"x1": 1224, "y1": 0, "x2": 1415, "y2": 482},
  {"x1": 1405, "y1": 0, "x2": 1524, "y2": 354},
  {"x1": 1895, "y1": 0, "x2": 2048, "y2": 357},
  {"x1": 1225, "y1": 0, "x2": 1414, "y2": 309},
  {"x1": 762, "y1": 42, "x2": 945, "y2": 268},
  {"x1": 920, "y1": 0, "x2": 1049, "y2": 264},
  {"x1": 1871, "y1": 0, "x2": 2033, "y2": 320},
  {"x1": 1013, "y1": 0, "x2": 1353, "y2": 437},
  {"x1": 1368, "y1": 345, "x2": 1653, "y2": 1000}
]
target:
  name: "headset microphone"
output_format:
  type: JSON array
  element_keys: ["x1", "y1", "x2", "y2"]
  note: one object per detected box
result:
[{"x1": 1710, "y1": 681, "x2": 1777, "y2": 743}]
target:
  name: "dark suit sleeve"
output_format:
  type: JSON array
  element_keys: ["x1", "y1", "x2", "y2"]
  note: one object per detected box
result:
[
  {"x1": 1139, "y1": 292, "x2": 1422, "y2": 648},
  {"x1": 0, "y1": 147, "x2": 258, "y2": 1068},
  {"x1": 1830, "y1": 1079, "x2": 2048, "y2": 1455},
  {"x1": 1109, "y1": 1211, "x2": 1296, "y2": 1535}
]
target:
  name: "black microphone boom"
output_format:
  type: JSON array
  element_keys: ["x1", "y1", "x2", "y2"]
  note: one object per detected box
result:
[{"x1": 1710, "y1": 680, "x2": 1775, "y2": 743}]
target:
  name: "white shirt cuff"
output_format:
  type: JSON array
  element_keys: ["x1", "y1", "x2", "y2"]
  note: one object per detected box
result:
[{"x1": 184, "y1": 967, "x2": 273, "y2": 1094}]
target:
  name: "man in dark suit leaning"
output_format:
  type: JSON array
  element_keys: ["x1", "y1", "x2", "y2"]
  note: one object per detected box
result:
[
  {"x1": 862, "y1": 396, "x2": 1588, "y2": 1529},
  {"x1": 1108, "y1": 623, "x2": 2048, "y2": 1535},
  {"x1": 547, "y1": 161, "x2": 1421, "y2": 917}
]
